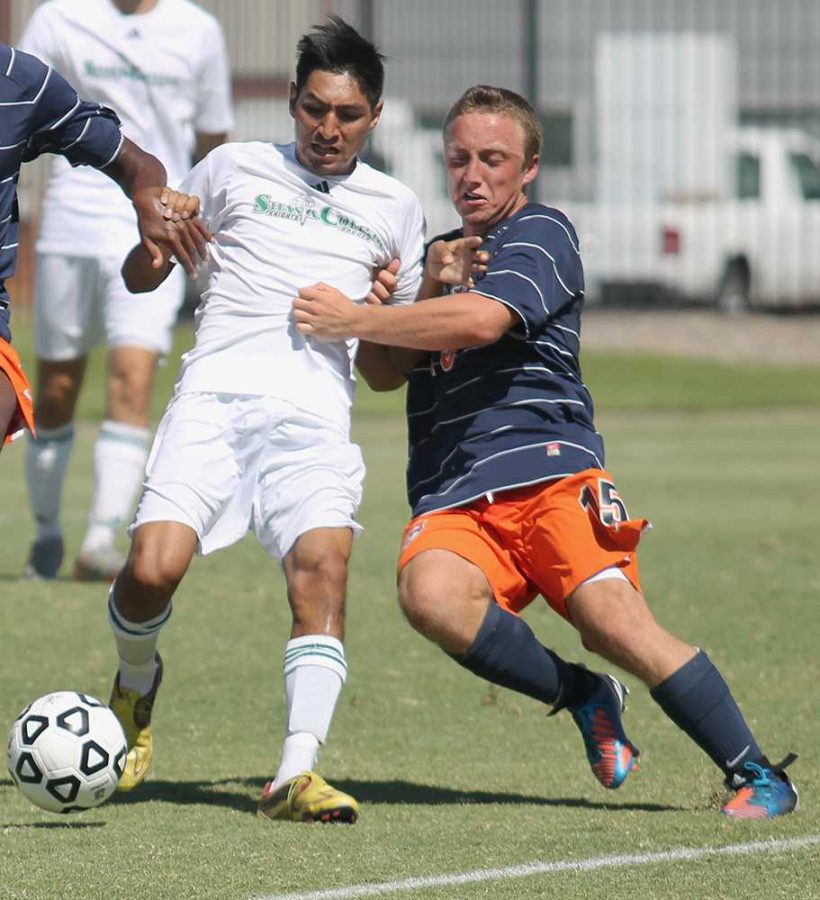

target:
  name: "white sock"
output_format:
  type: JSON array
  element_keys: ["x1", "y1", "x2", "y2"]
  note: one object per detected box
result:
[
  {"x1": 273, "y1": 732, "x2": 320, "y2": 789},
  {"x1": 81, "y1": 420, "x2": 150, "y2": 556},
  {"x1": 25, "y1": 423, "x2": 75, "y2": 539},
  {"x1": 107, "y1": 583, "x2": 171, "y2": 695},
  {"x1": 272, "y1": 635, "x2": 347, "y2": 789}
]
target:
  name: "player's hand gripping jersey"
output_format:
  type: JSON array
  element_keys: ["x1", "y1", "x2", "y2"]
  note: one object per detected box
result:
[
  {"x1": 406, "y1": 203, "x2": 604, "y2": 516},
  {"x1": 175, "y1": 142, "x2": 425, "y2": 427},
  {"x1": 19, "y1": 0, "x2": 233, "y2": 258}
]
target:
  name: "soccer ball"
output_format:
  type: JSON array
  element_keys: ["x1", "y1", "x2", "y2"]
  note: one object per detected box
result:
[{"x1": 6, "y1": 691, "x2": 126, "y2": 813}]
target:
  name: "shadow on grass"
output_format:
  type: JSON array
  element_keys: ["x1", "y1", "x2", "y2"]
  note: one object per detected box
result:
[
  {"x1": 109, "y1": 776, "x2": 682, "y2": 814},
  {"x1": 1, "y1": 781, "x2": 111, "y2": 827}
]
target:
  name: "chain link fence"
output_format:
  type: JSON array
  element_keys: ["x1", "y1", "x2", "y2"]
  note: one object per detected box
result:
[{"x1": 6, "y1": 0, "x2": 820, "y2": 309}]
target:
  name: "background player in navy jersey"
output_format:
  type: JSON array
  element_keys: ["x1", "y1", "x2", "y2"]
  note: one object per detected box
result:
[
  {"x1": 0, "y1": 42, "x2": 206, "y2": 458},
  {"x1": 292, "y1": 84, "x2": 798, "y2": 819}
]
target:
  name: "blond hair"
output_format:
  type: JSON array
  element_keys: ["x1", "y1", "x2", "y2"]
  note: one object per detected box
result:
[{"x1": 443, "y1": 85, "x2": 542, "y2": 162}]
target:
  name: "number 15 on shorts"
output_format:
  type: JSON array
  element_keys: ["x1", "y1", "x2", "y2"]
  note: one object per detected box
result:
[{"x1": 578, "y1": 478, "x2": 629, "y2": 527}]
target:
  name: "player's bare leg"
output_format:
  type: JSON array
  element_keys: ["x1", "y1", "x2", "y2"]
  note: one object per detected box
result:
[
  {"x1": 0, "y1": 368, "x2": 16, "y2": 453},
  {"x1": 399, "y1": 549, "x2": 639, "y2": 789},
  {"x1": 258, "y1": 527, "x2": 359, "y2": 823},
  {"x1": 568, "y1": 578, "x2": 798, "y2": 817},
  {"x1": 568, "y1": 578, "x2": 695, "y2": 687},
  {"x1": 23, "y1": 356, "x2": 86, "y2": 579},
  {"x1": 75, "y1": 344, "x2": 158, "y2": 582},
  {"x1": 107, "y1": 520, "x2": 198, "y2": 790},
  {"x1": 399, "y1": 548, "x2": 491, "y2": 653}
]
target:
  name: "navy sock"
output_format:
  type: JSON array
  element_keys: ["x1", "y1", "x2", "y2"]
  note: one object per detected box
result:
[
  {"x1": 650, "y1": 650, "x2": 762, "y2": 777},
  {"x1": 451, "y1": 602, "x2": 596, "y2": 710}
]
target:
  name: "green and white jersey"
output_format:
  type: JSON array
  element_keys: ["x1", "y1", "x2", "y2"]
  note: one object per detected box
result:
[
  {"x1": 175, "y1": 141, "x2": 425, "y2": 428},
  {"x1": 19, "y1": 0, "x2": 233, "y2": 256}
]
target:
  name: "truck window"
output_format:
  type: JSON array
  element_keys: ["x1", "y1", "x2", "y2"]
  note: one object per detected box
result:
[
  {"x1": 789, "y1": 152, "x2": 820, "y2": 200},
  {"x1": 736, "y1": 152, "x2": 761, "y2": 200}
]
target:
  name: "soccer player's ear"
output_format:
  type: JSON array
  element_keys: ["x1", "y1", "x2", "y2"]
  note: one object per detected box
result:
[{"x1": 367, "y1": 99, "x2": 384, "y2": 133}]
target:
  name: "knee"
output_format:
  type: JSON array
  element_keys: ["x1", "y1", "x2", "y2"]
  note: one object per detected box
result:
[
  {"x1": 35, "y1": 373, "x2": 77, "y2": 424},
  {"x1": 571, "y1": 579, "x2": 655, "y2": 656},
  {"x1": 118, "y1": 537, "x2": 186, "y2": 611},
  {"x1": 397, "y1": 566, "x2": 449, "y2": 639},
  {"x1": 289, "y1": 546, "x2": 350, "y2": 600}
]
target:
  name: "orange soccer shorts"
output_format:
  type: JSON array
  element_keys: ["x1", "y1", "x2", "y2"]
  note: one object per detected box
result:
[
  {"x1": 0, "y1": 338, "x2": 35, "y2": 445},
  {"x1": 398, "y1": 469, "x2": 650, "y2": 621}
]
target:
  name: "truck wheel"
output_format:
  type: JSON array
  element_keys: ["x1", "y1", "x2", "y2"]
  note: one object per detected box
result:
[{"x1": 716, "y1": 265, "x2": 750, "y2": 314}]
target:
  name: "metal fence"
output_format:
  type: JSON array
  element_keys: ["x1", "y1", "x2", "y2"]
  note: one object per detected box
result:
[{"x1": 6, "y1": 0, "x2": 820, "y2": 309}]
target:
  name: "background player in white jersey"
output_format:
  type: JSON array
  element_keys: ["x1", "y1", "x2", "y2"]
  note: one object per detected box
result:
[
  {"x1": 19, "y1": 0, "x2": 233, "y2": 582},
  {"x1": 103, "y1": 17, "x2": 425, "y2": 824},
  {"x1": 1, "y1": 40, "x2": 209, "y2": 456}
]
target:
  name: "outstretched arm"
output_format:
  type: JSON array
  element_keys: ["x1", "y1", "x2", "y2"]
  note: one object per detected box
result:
[
  {"x1": 295, "y1": 286, "x2": 515, "y2": 350},
  {"x1": 294, "y1": 236, "x2": 505, "y2": 351}
]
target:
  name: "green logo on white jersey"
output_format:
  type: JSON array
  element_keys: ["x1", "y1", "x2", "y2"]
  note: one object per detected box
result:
[
  {"x1": 253, "y1": 192, "x2": 388, "y2": 253},
  {"x1": 84, "y1": 60, "x2": 183, "y2": 88}
]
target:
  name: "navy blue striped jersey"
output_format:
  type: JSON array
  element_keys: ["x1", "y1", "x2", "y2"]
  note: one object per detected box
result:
[
  {"x1": 0, "y1": 43, "x2": 122, "y2": 342},
  {"x1": 405, "y1": 202, "x2": 604, "y2": 516}
]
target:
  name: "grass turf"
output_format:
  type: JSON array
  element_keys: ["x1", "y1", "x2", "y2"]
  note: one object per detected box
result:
[{"x1": 1, "y1": 325, "x2": 818, "y2": 898}]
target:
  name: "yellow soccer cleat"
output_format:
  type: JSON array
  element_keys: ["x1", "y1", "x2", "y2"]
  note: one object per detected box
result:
[
  {"x1": 108, "y1": 654, "x2": 163, "y2": 792},
  {"x1": 257, "y1": 771, "x2": 359, "y2": 824}
]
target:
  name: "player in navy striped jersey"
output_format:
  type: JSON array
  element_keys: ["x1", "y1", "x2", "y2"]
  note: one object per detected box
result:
[
  {"x1": 293, "y1": 85, "x2": 798, "y2": 819},
  {"x1": 0, "y1": 41, "x2": 207, "y2": 460}
]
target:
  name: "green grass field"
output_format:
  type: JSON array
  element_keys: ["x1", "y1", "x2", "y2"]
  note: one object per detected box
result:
[{"x1": 1, "y1": 325, "x2": 819, "y2": 899}]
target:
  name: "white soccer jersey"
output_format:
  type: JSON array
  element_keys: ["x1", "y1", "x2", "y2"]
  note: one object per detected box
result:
[
  {"x1": 175, "y1": 141, "x2": 426, "y2": 427},
  {"x1": 19, "y1": 0, "x2": 233, "y2": 257}
]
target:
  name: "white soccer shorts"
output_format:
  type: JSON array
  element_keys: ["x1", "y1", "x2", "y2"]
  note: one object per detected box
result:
[
  {"x1": 34, "y1": 252, "x2": 185, "y2": 360},
  {"x1": 132, "y1": 392, "x2": 365, "y2": 559}
]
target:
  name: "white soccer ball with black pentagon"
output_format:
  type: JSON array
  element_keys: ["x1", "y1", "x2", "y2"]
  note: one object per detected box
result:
[{"x1": 6, "y1": 691, "x2": 126, "y2": 813}]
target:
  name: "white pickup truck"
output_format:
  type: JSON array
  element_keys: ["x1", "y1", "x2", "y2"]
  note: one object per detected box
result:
[{"x1": 568, "y1": 127, "x2": 820, "y2": 311}]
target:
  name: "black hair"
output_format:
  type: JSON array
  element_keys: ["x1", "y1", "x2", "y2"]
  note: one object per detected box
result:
[{"x1": 295, "y1": 15, "x2": 385, "y2": 108}]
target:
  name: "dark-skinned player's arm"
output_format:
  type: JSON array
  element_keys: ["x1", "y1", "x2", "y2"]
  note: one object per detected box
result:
[
  {"x1": 121, "y1": 185, "x2": 210, "y2": 294},
  {"x1": 103, "y1": 137, "x2": 211, "y2": 279}
]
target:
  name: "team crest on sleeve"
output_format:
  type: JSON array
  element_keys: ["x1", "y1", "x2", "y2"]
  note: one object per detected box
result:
[
  {"x1": 402, "y1": 520, "x2": 427, "y2": 549},
  {"x1": 546, "y1": 442, "x2": 561, "y2": 457},
  {"x1": 439, "y1": 349, "x2": 457, "y2": 372}
]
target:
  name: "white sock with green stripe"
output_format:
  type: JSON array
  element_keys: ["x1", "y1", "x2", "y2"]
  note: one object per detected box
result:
[
  {"x1": 81, "y1": 420, "x2": 150, "y2": 556},
  {"x1": 272, "y1": 635, "x2": 347, "y2": 790},
  {"x1": 108, "y1": 584, "x2": 170, "y2": 695}
]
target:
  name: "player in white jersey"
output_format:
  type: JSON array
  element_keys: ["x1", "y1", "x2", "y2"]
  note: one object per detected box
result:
[
  {"x1": 103, "y1": 17, "x2": 425, "y2": 824},
  {"x1": 19, "y1": 0, "x2": 233, "y2": 582}
]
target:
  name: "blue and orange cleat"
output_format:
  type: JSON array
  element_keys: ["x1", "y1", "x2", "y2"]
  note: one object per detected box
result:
[
  {"x1": 721, "y1": 755, "x2": 798, "y2": 819},
  {"x1": 569, "y1": 673, "x2": 639, "y2": 789}
]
